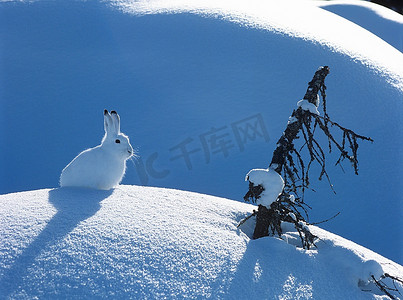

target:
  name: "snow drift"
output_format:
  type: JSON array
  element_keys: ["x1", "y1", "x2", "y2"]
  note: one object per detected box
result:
[
  {"x1": 0, "y1": 186, "x2": 402, "y2": 299},
  {"x1": 0, "y1": 0, "x2": 402, "y2": 264}
]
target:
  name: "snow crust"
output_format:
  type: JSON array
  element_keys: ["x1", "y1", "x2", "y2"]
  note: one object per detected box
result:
[
  {"x1": 0, "y1": 186, "x2": 402, "y2": 299},
  {"x1": 245, "y1": 168, "x2": 284, "y2": 207}
]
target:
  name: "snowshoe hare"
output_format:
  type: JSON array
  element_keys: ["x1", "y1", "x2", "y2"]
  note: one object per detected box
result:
[{"x1": 60, "y1": 110, "x2": 133, "y2": 190}]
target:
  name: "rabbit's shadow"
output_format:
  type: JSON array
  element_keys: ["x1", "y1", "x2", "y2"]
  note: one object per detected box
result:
[{"x1": 0, "y1": 187, "x2": 112, "y2": 298}]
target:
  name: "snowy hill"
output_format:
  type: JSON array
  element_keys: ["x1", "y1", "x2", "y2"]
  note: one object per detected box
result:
[
  {"x1": 0, "y1": 0, "x2": 402, "y2": 265},
  {"x1": 0, "y1": 185, "x2": 402, "y2": 299},
  {"x1": 316, "y1": 0, "x2": 403, "y2": 52}
]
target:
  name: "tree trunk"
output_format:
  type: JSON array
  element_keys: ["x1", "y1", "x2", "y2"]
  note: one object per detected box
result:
[
  {"x1": 270, "y1": 66, "x2": 330, "y2": 174},
  {"x1": 252, "y1": 66, "x2": 330, "y2": 239},
  {"x1": 252, "y1": 205, "x2": 270, "y2": 239}
]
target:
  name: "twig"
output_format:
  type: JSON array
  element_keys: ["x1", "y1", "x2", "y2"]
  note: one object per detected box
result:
[
  {"x1": 243, "y1": 66, "x2": 372, "y2": 251},
  {"x1": 371, "y1": 275, "x2": 396, "y2": 299},
  {"x1": 385, "y1": 273, "x2": 403, "y2": 284},
  {"x1": 310, "y1": 212, "x2": 340, "y2": 225},
  {"x1": 237, "y1": 211, "x2": 257, "y2": 228}
]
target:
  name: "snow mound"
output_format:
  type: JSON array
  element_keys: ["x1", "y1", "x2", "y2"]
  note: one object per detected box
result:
[
  {"x1": 1, "y1": 0, "x2": 402, "y2": 264},
  {"x1": 316, "y1": 0, "x2": 403, "y2": 52},
  {"x1": 245, "y1": 168, "x2": 284, "y2": 207},
  {"x1": 110, "y1": 0, "x2": 403, "y2": 89},
  {"x1": 0, "y1": 186, "x2": 402, "y2": 299}
]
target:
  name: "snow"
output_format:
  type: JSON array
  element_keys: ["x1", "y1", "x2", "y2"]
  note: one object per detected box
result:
[
  {"x1": 110, "y1": 0, "x2": 403, "y2": 89},
  {"x1": 245, "y1": 168, "x2": 284, "y2": 207},
  {"x1": 287, "y1": 116, "x2": 298, "y2": 125},
  {"x1": 297, "y1": 99, "x2": 320, "y2": 115},
  {"x1": 0, "y1": 186, "x2": 402, "y2": 299},
  {"x1": 315, "y1": 0, "x2": 403, "y2": 52},
  {"x1": 0, "y1": 0, "x2": 402, "y2": 264}
]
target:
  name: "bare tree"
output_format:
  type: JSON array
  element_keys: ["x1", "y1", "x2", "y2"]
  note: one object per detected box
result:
[{"x1": 243, "y1": 66, "x2": 373, "y2": 249}]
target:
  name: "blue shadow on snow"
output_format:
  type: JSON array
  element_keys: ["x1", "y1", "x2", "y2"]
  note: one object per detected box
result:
[{"x1": 0, "y1": 187, "x2": 113, "y2": 298}]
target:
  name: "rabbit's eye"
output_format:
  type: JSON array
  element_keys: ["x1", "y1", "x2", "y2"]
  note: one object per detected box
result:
[{"x1": 115, "y1": 139, "x2": 121, "y2": 144}]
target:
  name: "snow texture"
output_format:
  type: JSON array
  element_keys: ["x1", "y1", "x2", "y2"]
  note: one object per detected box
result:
[
  {"x1": 0, "y1": 186, "x2": 402, "y2": 299},
  {"x1": 0, "y1": 0, "x2": 402, "y2": 264},
  {"x1": 245, "y1": 168, "x2": 284, "y2": 207}
]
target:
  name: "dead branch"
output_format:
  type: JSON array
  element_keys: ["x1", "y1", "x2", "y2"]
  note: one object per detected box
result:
[{"x1": 243, "y1": 66, "x2": 373, "y2": 249}]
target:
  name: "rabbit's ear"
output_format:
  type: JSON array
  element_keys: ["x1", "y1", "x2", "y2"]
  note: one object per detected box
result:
[
  {"x1": 104, "y1": 109, "x2": 114, "y2": 135},
  {"x1": 110, "y1": 110, "x2": 121, "y2": 134}
]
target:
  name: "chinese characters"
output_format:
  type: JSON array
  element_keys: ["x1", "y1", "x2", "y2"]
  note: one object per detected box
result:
[{"x1": 134, "y1": 114, "x2": 270, "y2": 185}]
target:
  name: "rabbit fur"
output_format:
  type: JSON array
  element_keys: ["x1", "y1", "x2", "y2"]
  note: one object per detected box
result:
[{"x1": 60, "y1": 110, "x2": 133, "y2": 190}]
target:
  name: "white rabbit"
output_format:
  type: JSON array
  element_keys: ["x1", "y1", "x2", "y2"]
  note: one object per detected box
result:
[{"x1": 60, "y1": 110, "x2": 134, "y2": 190}]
